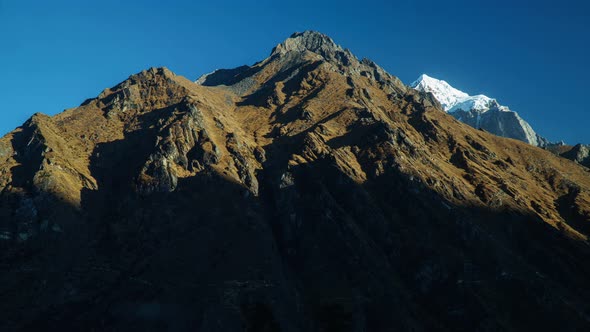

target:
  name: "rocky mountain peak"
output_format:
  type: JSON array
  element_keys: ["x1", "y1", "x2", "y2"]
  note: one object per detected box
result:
[
  {"x1": 269, "y1": 30, "x2": 359, "y2": 69},
  {"x1": 197, "y1": 30, "x2": 407, "y2": 99},
  {"x1": 271, "y1": 31, "x2": 343, "y2": 56}
]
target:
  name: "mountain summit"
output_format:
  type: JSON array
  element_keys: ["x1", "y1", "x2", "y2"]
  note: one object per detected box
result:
[
  {"x1": 411, "y1": 74, "x2": 468, "y2": 110},
  {"x1": 412, "y1": 74, "x2": 547, "y2": 146},
  {"x1": 271, "y1": 31, "x2": 346, "y2": 57},
  {"x1": 1, "y1": 32, "x2": 590, "y2": 331},
  {"x1": 197, "y1": 30, "x2": 407, "y2": 98}
]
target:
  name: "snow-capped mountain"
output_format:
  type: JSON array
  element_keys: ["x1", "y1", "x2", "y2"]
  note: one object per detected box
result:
[
  {"x1": 411, "y1": 74, "x2": 546, "y2": 146},
  {"x1": 411, "y1": 74, "x2": 469, "y2": 111}
]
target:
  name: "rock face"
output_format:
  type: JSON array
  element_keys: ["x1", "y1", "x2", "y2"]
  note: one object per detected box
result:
[
  {"x1": 412, "y1": 74, "x2": 547, "y2": 146},
  {"x1": 544, "y1": 142, "x2": 590, "y2": 168},
  {"x1": 1, "y1": 31, "x2": 590, "y2": 331},
  {"x1": 564, "y1": 144, "x2": 590, "y2": 166}
]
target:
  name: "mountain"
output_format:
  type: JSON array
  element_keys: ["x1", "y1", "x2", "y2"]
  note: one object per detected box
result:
[
  {"x1": 1, "y1": 31, "x2": 590, "y2": 331},
  {"x1": 412, "y1": 74, "x2": 547, "y2": 146}
]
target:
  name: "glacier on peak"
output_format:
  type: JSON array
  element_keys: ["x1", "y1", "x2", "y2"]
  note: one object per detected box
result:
[
  {"x1": 411, "y1": 74, "x2": 546, "y2": 147},
  {"x1": 449, "y1": 95, "x2": 496, "y2": 113},
  {"x1": 410, "y1": 74, "x2": 499, "y2": 114},
  {"x1": 411, "y1": 74, "x2": 468, "y2": 111}
]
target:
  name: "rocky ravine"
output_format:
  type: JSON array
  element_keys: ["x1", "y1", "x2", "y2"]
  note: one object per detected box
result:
[{"x1": 1, "y1": 31, "x2": 590, "y2": 331}]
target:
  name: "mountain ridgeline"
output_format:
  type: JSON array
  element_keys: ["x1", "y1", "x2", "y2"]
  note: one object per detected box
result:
[
  {"x1": 1, "y1": 31, "x2": 590, "y2": 331},
  {"x1": 411, "y1": 74, "x2": 547, "y2": 147}
]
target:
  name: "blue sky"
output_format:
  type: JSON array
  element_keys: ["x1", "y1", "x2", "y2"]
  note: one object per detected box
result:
[{"x1": 1, "y1": 0, "x2": 588, "y2": 143}]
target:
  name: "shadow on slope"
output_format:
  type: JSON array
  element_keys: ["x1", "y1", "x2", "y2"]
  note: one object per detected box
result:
[
  {"x1": 0, "y1": 125, "x2": 93, "y2": 331},
  {"x1": 3, "y1": 112, "x2": 590, "y2": 331},
  {"x1": 257, "y1": 114, "x2": 590, "y2": 331}
]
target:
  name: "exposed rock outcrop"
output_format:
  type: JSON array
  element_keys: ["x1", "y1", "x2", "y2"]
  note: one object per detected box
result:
[{"x1": 562, "y1": 144, "x2": 590, "y2": 167}]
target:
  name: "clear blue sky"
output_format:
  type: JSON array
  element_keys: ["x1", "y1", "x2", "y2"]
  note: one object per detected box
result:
[{"x1": 1, "y1": 0, "x2": 588, "y2": 143}]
